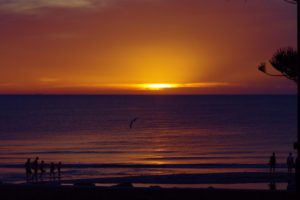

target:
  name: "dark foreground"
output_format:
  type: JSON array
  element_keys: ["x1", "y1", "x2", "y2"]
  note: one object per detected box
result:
[{"x1": 0, "y1": 184, "x2": 299, "y2": 200}]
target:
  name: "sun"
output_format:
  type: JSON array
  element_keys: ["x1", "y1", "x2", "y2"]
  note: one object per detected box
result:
[{"x1": 140, "y1": 83, "x2": 180, "y2": 90}]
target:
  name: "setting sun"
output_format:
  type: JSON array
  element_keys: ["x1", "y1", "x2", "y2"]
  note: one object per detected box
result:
[{"x1": 139, "y1": 83, "x2": 180, "y2": 90}]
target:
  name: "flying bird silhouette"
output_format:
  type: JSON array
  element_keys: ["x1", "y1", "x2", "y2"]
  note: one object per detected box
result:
[{"x1": 129, "y1": 117, "x2": 138, "y2": 128}]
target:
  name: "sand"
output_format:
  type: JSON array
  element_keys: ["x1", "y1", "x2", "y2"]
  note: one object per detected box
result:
[
  {"x1": 62, "y1": 172, "x2": 293, "y2": 185},
  {"x1": 0, "y1": 183, "x2": 299, "y2": 200},
  {"x1": 1, "y1": 172, "x2": 298, "y2": 199}
]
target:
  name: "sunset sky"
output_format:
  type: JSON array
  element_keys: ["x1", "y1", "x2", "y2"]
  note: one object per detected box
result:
[{"x1": 0, "y1": 0, "x2": 297, "y2": 94}]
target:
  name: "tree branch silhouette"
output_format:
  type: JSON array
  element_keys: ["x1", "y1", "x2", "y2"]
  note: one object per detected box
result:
[{"x1": 258, "y1": 47, "x2": 298, "y2": 83}]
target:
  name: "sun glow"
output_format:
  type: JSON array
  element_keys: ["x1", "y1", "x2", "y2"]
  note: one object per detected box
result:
[{"x1": 140, "y1": 83, "x2": 180, "y2": 90}]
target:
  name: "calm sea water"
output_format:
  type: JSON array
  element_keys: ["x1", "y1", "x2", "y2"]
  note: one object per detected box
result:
[{"x1": 0, "y1": 95, "x2": 297, "y2": 183}]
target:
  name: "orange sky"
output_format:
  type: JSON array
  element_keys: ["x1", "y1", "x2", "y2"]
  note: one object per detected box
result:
[{"x1": 0, "y1": 0, "x2": 297, "y2": 94}]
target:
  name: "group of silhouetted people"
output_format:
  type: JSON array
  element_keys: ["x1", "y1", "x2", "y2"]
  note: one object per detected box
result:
[
  {"x1": 269, "y1": 152, "x2": 296, "y2": 175},
  {"x1": 25, "y1": 157, "x2": 62, "y2": 182}
]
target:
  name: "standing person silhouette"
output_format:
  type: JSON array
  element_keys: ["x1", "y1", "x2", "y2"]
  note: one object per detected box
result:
[
  {"x1": 287, "y1": 152, "x2": 294, "y2": 175},
  {"x1": 57, "y1": 162, "x2": 62, "y2": 179},
  {"x1": 269, "y1": 152, "x2": 276, "y2": 174},
  {"x1": 32, "y1": 157, "x2": 39, "y2": 181},
  {"x1": 39, "y1": 160, "x2": 46, "y2": 179},
  {"x1": 50, "y1": 162, "x2": 55, "y2": 180},
  {"x1": 25, "y1": 158, "x2": 32, "y2": 182}
]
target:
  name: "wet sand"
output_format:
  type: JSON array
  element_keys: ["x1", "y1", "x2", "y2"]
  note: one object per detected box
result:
[
  {"x1": 1, "y1": 172, "x2": 298, "y2": 199},
  {"x1": 62, "y1": 172, "x2": 293, "y2": 185},
  {"x1": 0, "y1": 183, "x2": 298, "y2": 200}
]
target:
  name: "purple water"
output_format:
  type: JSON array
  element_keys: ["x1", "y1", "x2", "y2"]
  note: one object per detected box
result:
[{"x1": 0, "y1": 95, "x2": 297, "y2": 183}]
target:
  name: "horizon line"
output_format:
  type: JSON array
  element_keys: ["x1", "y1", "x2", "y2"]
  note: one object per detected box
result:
[{"x1": 0, "y1": 93, "x2": 297, "y2": 96}]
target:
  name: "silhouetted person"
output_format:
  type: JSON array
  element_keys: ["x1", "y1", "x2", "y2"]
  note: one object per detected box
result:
[
  {"x1": 287, "y1": 180, "x2": 295, "y2": 191},
  {"x1": 269, "y1": 181, "x2": 277, "y2": 191},
  {"x1": 25, "y1": 158, "x2": 32, "y2": 182},
  {"x1": 287, "y1": 152, "x2": 294, "y2": 175},
  {"x1": 32, "y1": 157, "x2": 39, "y2": 181},
  {"x1": 57, "y1": 162, "x2": 62, "y2": 178},
  {"x1": 39, "y1": 160, "x2": 46, "y2": 179},
  {"x1": 50, "y1": 162, "x2": 55, "y2": 179},
  {"x1": 269, "y1": 152, "x2": 276, "y2": 174}
]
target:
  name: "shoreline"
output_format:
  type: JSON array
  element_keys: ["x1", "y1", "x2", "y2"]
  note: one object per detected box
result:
[
  {"x1": 62, "y1": 172, "x2": 293, "y2": 185},
  {"x1": 3, "y1": 172, "x2": 293, "y2": 185},
  {"x1": 0, "y1": 183, "x2": 298, "y2": 200},
  {"x1": 0, "y1": 163, "x2": 289, "y2": 169}
]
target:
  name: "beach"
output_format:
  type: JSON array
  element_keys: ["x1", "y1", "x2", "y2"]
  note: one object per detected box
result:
[
  {"x1": 0, "y1": 95, "x2": 297, "y2": 196},
  {"x1": 1, "y1": 182, "x2": 299, "y2": 200},
  {"x1": 1, "y1": 171, "x2": 298, "y2": 199},
  {"x1": 2, "y1": 170, "x2": 298, "y2": 199},
  {"x1": 62, "y1": 172, "x2": 293, "y2": 185}
]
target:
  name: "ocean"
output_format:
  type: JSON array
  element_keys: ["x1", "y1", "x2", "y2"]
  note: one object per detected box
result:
[{"x1": 0, "y1": 95, "x2": 297, "y2": 183}]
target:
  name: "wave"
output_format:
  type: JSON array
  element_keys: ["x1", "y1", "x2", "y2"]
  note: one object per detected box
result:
[
  {"x1": 140, "y1": 156, "x2": 268, "y2": 161},
  {"x1": 0, "y1": 163, "x2": 286, "y2": 169}
]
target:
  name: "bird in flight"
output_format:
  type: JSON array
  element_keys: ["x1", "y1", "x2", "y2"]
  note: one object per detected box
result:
[{"x1": 129, "y1": 117, "x2": 138, "y2": 128}]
